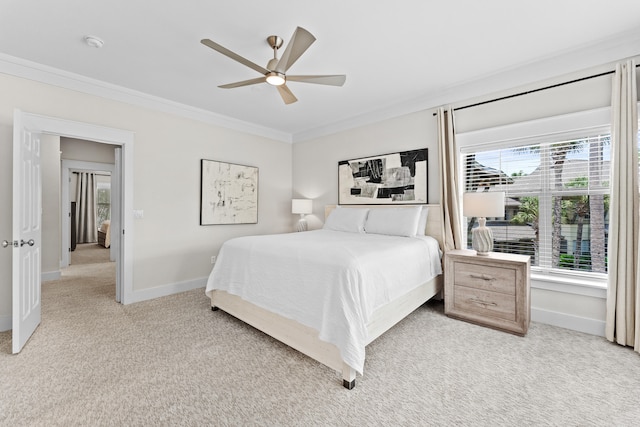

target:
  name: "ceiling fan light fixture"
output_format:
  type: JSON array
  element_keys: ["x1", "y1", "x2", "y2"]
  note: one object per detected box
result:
[{"x1": 266, "y1": 72, "x2": 285, "y2": 86}]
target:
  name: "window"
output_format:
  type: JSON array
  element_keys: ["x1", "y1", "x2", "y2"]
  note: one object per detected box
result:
[
  {"x1": 96, "y1": 176, "x2": 111, "y2": 226},
  {"x1": 462, "y1": 131, "x2": 610, "y2": 276}
]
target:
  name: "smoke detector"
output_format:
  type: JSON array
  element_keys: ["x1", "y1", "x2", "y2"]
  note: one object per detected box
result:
[{"x1": 83, "y1": 35, "x2": 104, "y2": 48}]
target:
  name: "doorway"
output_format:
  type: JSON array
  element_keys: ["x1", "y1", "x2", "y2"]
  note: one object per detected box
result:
[
  {"x1": 58, "y1": 154, "x2": 117, "y2": 301},
  {"x1": 16, "y1": 111, "x2": 134, "y2": 304},
  {"x1": 60, "y1": 158, "x2": 116, "y2": 269}
]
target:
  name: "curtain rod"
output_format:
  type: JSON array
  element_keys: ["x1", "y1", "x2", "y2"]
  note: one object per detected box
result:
[
  {"x1": 432, "y1": 63, "x2": 640, "y2": 116},
  {"x1": 72, "y1": 171, "x2": 111, "y2": 176}
]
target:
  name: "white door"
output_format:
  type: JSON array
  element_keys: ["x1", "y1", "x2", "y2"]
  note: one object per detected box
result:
[{"x1": 12, "y1": 110, "x2": 42, "y2": 354}]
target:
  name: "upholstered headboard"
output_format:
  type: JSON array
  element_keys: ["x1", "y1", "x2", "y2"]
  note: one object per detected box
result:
[{"x1": 324, "y1": 204, "x2": 443, "y2": 250}]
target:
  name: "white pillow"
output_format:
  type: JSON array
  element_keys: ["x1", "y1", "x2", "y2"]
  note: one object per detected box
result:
[
  {"x1": 364, "y1": 206, "x2": 422, "y2": 237},
  {"x1": 323, "y1": 207, "x2": 370, "y2": 233},
  {"x1": 415, "y1": 206, "x2": 429, "y2": 236}
]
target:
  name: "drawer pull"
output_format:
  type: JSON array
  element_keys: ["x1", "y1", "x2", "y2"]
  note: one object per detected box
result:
[
  {"x1": 470, "y1": 274, "x2": 495, "y2": 281},
  {"x1": 469, "y1": 298, "x2": 498, "y2": 308}
]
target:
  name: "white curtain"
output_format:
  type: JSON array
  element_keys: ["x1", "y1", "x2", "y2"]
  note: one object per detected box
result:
[
  {"x1": 437, "y1": 107, "x2": 464, "y2": 252},
  {"x1": 75, "y1": 172, "x2": 98, "y2": 243},
  {"x1": 606, "y1": 59, "x2": 639, "y2": 353}
]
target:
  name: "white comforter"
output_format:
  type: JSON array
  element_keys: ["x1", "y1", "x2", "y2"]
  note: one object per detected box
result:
[{"x1": 205, "y1": 229, "x2": 442, "y2": 374}]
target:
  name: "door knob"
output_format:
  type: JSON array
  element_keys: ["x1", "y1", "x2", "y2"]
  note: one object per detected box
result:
[
  {"x1": 2, "y1": 240, "x2": 10, "y2": 248},
  {"x1": 20, "y1": 239, "x2": 35, "y2": 247}
]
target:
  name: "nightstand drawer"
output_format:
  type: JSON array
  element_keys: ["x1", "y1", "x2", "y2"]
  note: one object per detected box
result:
[
  {"x1": 453, "y1": 286, "x2": 516, "y2": 322},
  {"x1": 453, "y1": 262, "x2": 516, "y2": 295}
]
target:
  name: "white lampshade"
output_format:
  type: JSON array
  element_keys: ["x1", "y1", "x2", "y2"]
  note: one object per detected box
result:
[
  {"x1": 292, "y1": 199, "x2": 313, "y2": 215},
  {"x1": 463, "y1": 192, "x2": 505, "y2": 218}
]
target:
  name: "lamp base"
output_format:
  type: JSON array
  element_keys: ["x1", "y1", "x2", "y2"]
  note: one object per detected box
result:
[
  {"x1": 471, "y1": 220, "x2": 493, "y2": 255},
  {"x1": 295, "y1": 218, "x2": 308, "y2": 232}
]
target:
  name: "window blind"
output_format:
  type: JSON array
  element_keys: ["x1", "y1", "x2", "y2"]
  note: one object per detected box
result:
[{"x1": 463, "y1": 134, "x2": 610, "y2": 273}]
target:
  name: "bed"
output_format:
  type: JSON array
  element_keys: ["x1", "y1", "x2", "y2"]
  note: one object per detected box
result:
[{"x1": 205, "y1": 204, "x2": 444, "y2": 389}]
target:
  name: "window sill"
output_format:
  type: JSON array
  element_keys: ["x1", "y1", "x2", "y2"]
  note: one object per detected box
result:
[{"x1": 531, "y1": 270, "x2": 607, "y2": 299}]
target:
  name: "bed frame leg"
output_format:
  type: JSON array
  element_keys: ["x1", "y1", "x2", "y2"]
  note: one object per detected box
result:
[
  {"x1": 342, "y1": 364, "x2": 356, "y2": 389},
  {"x1": 211, "y1": 306, "x2": 219, "y2": 311}
]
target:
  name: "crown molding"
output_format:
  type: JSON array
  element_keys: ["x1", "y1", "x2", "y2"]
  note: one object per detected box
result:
[
  {"x1": 292, "y1": 26, "x2": 640, "y2": 143},
  {"x1": 3, "y1": 25, "x2": 640, "y2": 146},
  {"x1": 0, "y1": 53, "x2": 292, "y2": 143}
]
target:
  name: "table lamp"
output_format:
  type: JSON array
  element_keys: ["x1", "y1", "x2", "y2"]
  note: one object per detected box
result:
[
  {"x1": 463, "y1": 192, "x2": 505, "y2": 255},
  {"x1": 292, "y1": 199, "x2": 313, "y2": 232}
]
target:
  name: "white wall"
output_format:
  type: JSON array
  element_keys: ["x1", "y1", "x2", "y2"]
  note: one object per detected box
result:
[
  {"x1": 453, "y1": 73, "x2": 613, "y2": 134},
  {"x1": 61, "y1": 137, "x2": 116, "y2": 164},
  {"x1": 292, "y1": 58, "x2": 639, "y2": 336},
  {"x1": 293, "y1": 110, "x2": 441, "y2": 230},
  {"x1": 0, "y1": 73, "x2": 292, "y2": 327}
]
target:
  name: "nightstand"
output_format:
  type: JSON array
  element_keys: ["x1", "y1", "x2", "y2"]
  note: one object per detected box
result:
[{"x1": 444, "y1": 249, "x2": 530, "y2": 335}]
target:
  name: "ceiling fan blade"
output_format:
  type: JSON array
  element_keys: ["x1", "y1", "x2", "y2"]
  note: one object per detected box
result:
[
  {"x1": 201, "y1": 39, "x2": 269, "y2": 75},
  {"x1": 286, "y1": 75, "x2": 346, "y2": 86},
  {"x1": 219, "y1": 77, "x2": 267, "y2": 89},
  {"x1": 274, "y1": 27, "x2": 316, "y2": 73},
  {"x1": 276, "y1": 84, "x2": 298, "y2": 105}
]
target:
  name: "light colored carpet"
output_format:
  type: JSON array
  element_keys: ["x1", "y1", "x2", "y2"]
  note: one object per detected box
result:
[
  {"x1": 1, "y1": 254, "x2": 639, "y2": 426},
  {"x1": 71, "y1": 243, "x2": 111, "y2": 265}
]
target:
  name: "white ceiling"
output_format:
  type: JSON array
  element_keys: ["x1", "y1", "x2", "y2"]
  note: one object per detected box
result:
[{"x1": 1, "y1": 1, "x2": 640, "y2": 142}]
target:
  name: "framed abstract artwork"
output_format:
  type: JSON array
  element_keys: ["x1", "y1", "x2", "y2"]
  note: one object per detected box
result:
[
  {"x1": 338, "y1": 148, "x2": 428, "y2": 205},
  {"x1": 200, "y1": 159, "x2": 258, "y2": 225}
]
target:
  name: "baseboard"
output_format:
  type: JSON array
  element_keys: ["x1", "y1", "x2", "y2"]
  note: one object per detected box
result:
[
  {"x1": 42, "y1": 270, "x2": 61, "y2": 282},
  {"x1": 0, "y1": 287, "x2": 607, "y2": 337},
  {"x1": 532, "y1": 307, "x2": 606, "y2": 337},
  {"x1": 125, "y1": 277, "x2": 207, "y2": 305},
  {"x1": 0, "y1": 314, "x2": 11, "y2": 332}
]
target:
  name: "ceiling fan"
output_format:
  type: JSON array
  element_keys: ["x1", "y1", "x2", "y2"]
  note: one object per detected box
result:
[{"x1": 201, "y1": 27, "x2": 346, "y2": 105}]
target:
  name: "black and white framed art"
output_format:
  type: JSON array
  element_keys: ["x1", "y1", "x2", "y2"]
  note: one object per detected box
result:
[
  {"x1": 200, "y1": 159, "x2": 258, "y2": 225},
  {"x1": 338, "y1": 148, "x2": 428, "y2": 205}
]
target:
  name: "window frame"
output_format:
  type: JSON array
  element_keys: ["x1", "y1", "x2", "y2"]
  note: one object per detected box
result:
[{"x1": 456, "y1": 107, "x2": 611, "y2": 292}]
